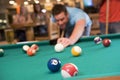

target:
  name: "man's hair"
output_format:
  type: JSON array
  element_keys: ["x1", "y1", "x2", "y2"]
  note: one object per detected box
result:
[{"x1": 52, "y1": 4, "x2": 68, "y2": 16}]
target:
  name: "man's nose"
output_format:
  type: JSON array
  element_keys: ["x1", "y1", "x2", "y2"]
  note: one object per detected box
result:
[{"x1": 58, "y1": 20, "x2": 63, "y2": 25}]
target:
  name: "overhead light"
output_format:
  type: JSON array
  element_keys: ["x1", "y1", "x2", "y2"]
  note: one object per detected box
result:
[
  {"x1": 0, "y1": 19, "x2": 2, "y2": 23},
  {"x1": 41, "y1": 9, "x2": 47, "y2": 13},
  {"x1": 3, "y1": 20, "x2": 7, "y2": 23},
  {"x1": 24, "y1": 1, "x2": 29, "y2": 5},
  {"x1": 13, "y1": 2, "x2": 17, "y2": 6},
  {"x1": 9, "y1": 0, "x2": 15, "y2": 5},
  {"x1": 34, "y1": 0, "x2": 39, "y2": 4},
  {"x1": 57, "y1": 0, "x2": 61, "y2": 2}
]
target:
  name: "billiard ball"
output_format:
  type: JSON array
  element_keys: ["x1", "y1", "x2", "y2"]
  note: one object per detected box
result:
[
  {"x1": 71, "y1": 46, "x2": 82, "y2": 57},
  {"x1": 27, "y1": 48, "x2": 36, "y2": 56},
  {"x1": 23, "y1": 45, "x2": 30, "y2": 52},
  {"x1": 31, "y1": 44, "x2": 39, "y2": 51},
  {"x1": 54, "y1": 43, "x2": 64, "y2": 52},
  {"x1": 0, "y1": 49, "x2": 4, "y2": 57},
  {"x1": 94, "y1": 36, "x2": 102, "y2": 44},
  {"x1": 102, "y1": 38, "x2": 111, "y2": 47},
  {"x1": 47, "y1": 58, "x2": 61, "y2": 72},
  {"x1": 61, "y1": 63, "x2": 78, "y2": 78}
]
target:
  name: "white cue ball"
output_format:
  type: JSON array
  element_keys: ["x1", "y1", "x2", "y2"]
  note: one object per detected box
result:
[
  {"x1": 54, "y1": 43, "x2": 64, "y2": 52},
  {"x1": 23, "y1": 45, "x2": 30, "y2": 51}
]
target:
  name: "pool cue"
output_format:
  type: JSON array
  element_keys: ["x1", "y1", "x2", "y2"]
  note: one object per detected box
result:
[
  {"x1": 105, "y1": 0, "x2": 109, "y2": 34},
  {"x1": 61, "y1": 30, "x2": 64, "y2": 37}
]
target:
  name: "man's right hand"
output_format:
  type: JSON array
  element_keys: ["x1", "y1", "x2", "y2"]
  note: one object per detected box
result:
[{"x1": 57, "y1": 38, "x2": 72, "y2": 48}]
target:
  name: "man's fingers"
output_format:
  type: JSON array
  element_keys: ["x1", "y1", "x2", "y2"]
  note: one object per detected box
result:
[{"x1": 57, "y1": 38, "x2": 71, "y2": 48}]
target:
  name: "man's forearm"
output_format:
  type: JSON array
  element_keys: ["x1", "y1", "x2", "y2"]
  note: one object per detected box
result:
[{"x1": 69, "y1": 20, "x2": 85, "y2": 45}]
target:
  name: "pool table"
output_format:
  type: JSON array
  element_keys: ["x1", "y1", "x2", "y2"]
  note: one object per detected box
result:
[{"x1": 0, "y1": 33, "x2": 120, "y2": 80}]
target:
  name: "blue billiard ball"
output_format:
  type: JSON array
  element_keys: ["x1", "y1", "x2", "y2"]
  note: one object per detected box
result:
[{"x1": 47, "y1": 58, "x2": 61, "y2": 72}]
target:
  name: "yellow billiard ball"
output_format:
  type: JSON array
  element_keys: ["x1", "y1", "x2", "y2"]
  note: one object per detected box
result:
[{"x1": 71, "y1": 46, "x2": 82, "y2": 57}]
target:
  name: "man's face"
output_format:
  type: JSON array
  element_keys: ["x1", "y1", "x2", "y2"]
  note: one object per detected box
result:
[{"x1": 54, "y1": 12, "x2": 69, "y2": 30}]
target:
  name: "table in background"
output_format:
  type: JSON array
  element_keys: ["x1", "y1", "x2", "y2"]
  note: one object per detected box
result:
[
  {"x1": 11, "y1": 23, "x2": 35, "y2": 41},
  {"x1": 0, "y1": 33, "x2": 120, "y2": 80}
]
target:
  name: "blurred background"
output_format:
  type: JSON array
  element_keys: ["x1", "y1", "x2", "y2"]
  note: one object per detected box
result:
[{"x1": 0, "y1": 0, "x2": 100, "y2": 44}]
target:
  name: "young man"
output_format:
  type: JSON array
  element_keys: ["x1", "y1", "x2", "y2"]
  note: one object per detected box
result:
[{"x1": 51, "y1": 4, "x2": 92, "y2": 47}]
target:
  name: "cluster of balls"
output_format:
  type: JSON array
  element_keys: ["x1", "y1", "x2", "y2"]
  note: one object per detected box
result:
[
  {"x1": 22, "y1": 44, "x2": 39, "y2": 56},
  {"x1": 94, "y1": 36, "x2": 111, "y2": 47},
  {"x1": 47, "y1": 44, "x2": 82, "y2": 78},
  {"x1": 0, "y1": 49, "x2": 4, "y2": 57},
  {"x1": 49, "y1": 43, "x2": 82, "y2": 78},
  {"x1": 47, "y1": 58, "x2": 78, "y2": 78}
]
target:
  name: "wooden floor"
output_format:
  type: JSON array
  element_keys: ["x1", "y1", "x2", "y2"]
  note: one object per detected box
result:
[{"x1": 88, "y1": 76, "x2": 120, "y2": 80}]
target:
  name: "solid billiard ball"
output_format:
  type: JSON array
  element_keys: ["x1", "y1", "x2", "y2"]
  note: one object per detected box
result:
[
  {"x1": 0, "y1": 49, "x2": 4, "y2": 57},
  {"x1": 54, "y1": 43, "x2": 64, "y2": 52},
  {"x1": 94, "y1": 36, "x2": 102, "y2": 44},
  {"x1": 102, "y1": 38, "x2": 111, "y2": 47},
  {"x1": 47, "y1": 58, "x2": 61, "y2": 72},
  {"x1": 61, "y1": 63, "x2": 78, "y2": 78},
  {"x1": 31, "y1": 44, "x2": 39, "y2": 51},
  {"x1": 71, "y1": 46, "x2": 82, "y2": 57},
  {"x1": 23, "y1": 45, "x2": 30, "y2": 52},
  {"x1": 27, "y1": 48, "x2": 36, "y2": 56}
]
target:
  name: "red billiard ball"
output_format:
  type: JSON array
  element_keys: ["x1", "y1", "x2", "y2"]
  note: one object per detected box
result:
[
  {"x1": 61, "y1": 63, "x2": 78, "y2": 78},
  {"x1": 102, "y1": 38, "x2": 111, "y2": 47},
  {"x1": 47, "y1": 58, "x2": 61, "y2": 72}
]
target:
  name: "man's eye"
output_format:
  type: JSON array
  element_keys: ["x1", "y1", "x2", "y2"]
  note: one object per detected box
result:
[
  {"x1": 61, "y1": 18, "x2": 65, "y2": 21},
  {"x1": 55, "y1": 17, "x2": 64, "y2": 22},
  {"x1": 61, "y1": 19, "x2": 64, "y2": 21}
]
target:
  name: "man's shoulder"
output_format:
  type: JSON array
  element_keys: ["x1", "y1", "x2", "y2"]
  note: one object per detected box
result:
[{"x1": 66, "y1": 6, "x2": 85, "y2": 15}]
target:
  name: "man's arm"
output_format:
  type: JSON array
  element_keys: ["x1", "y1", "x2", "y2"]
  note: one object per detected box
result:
[
  {"x1": 69, "y1": 19, "x2": 85, "y2": 45},
  {"x1": 57, "y1": 19, "x2": 85, "y2": 48}
]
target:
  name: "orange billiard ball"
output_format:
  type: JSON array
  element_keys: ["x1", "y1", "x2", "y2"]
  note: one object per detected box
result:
[
  {"x1": 27, "y1": 48, "x2": 36, "y2": 56},
  {"x1": 102, "y1": 38, "x2": 111, "y2": 47}
]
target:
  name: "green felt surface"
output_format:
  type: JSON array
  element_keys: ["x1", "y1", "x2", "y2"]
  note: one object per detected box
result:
[{"x1": 0, "y1": 33, "x2": 120, "y2": 80}]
